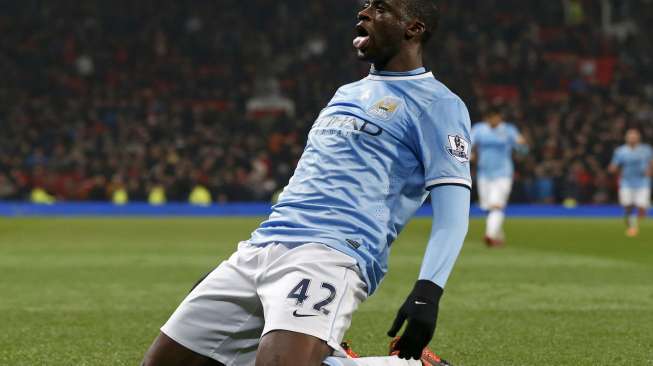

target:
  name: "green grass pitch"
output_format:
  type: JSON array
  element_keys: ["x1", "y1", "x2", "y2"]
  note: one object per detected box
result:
[{"x1": 1, "y1": 217, "x2": 652, "y2": 365}]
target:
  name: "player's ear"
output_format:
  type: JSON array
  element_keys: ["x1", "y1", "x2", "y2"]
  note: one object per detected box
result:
[{"x1": 405, "y1": 19, "x2": 426, "y2": 42}]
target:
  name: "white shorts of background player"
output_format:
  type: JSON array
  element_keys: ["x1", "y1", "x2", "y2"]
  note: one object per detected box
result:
[
  {"x1": 619, "y1": 187, "x2": 651, "y2": 208},
  {"x1": 477, "y1": 177, "x2": 513, "y2": 210}
]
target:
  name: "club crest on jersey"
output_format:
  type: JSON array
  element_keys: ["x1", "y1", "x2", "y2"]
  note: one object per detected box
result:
[
  {"x1": 367, "y1": 96, "x2": 402, "y2": 121},
  {"x1": 446, "y1": 135, "x2": 470, "y2": 163}
]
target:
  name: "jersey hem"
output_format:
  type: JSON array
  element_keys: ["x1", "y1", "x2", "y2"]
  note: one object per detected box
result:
[
  {"x1": 246, "y1": 238, "x2": 377, "y2": 295},
  {"x1": 619, "y1": 184, "x2": 652, "y2": 189}
]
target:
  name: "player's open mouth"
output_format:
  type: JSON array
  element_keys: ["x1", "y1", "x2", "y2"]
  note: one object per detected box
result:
[{"x1": 353, "y1": 24, "x2": 371, "y2": 50}]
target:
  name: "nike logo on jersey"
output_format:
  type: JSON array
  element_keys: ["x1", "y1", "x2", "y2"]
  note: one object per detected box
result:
[
  {"x1": 414, "y1": 301, "x2": 428, "y2": 305},
  {"x1": 293, "y1": 310, "x2": 318, "y2": 318}
]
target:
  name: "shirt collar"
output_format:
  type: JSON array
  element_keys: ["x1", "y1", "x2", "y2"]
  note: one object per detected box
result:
[{"x1": 369, "y1": 66, "x2": 427, "y2": 77}]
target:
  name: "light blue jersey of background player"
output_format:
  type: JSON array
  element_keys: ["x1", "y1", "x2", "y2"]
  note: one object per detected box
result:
[
  {"x1": 471, "y1": 120, "x2": 523, "y2": 180},
  {"x1": 249, "y1": 67, "x2": 472, "y2": 294},
  {"x1": 610, "y1": 143, "x2": 653, "y2": 189}
]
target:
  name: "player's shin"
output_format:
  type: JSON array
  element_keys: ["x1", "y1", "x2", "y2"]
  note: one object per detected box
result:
[
  {"x1": 624, "y1": 206, "x2": 640, "y2": 237},
  {"x1": 486, "y1": 209, "x2": 504, "y2": 239},
  {"x1": 632, "y1": 213, "x2": 639, "y2": 228},
  {"x1": 624, "y1": 206, "x2": 635, "y2": 228}
]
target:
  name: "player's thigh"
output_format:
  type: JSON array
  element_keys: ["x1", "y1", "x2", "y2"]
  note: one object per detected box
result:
[
  {"x1": 477, "y1": 178, "x2": 490, "y2": 209},
  {"x1": 158, "y1": 244, "x2": 265, "y2": 365},
  {"x1": 485, "y1": 178, "x2": 512, "y2": 209},
  {"x1": 496, "y1": 178, "x2": 513, "y2": 206},
  {"x1": 257, "y1": 243, "x2": 367, "y2": 359},
  {"x1": 255, "y1": 330, "x2": 331, "y2": 366},
  {"x1": 142, "y1": 332, "x2": 224, "y2": 366},
  {"x1": 634, "y1": 188, "x2": 651, "y2": 209},
  {"x1": 619, "y1": 188, "x2": 634, "y2": 206}
]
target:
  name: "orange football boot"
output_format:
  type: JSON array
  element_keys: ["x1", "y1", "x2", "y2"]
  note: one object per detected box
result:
[
  {"x1": 389, "y1": 337, "x2": 452, "y2": 366},
  {"x1": 340, "y1": 342, "x2": 360, "y2": 358}
]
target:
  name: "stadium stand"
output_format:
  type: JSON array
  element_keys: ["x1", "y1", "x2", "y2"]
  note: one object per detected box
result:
[{"x1": 0, "y1": 0, "x2": 651, "y2": 203}]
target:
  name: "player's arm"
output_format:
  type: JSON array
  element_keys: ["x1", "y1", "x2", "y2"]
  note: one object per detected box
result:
[
  {"x1": 388, "y1": 97, "x2": 472, "y2": 360},
  {"x1": 387, "y1": 185, "x2": 470, "y2": 360},
  {"x1": 514, "y1": 128, "x2": 529, "y2": 155},
  {"x1": 516, "y1": 133, "x2": 527, "y2": 146},
  {"x1": 608, "y1": 150, "x2": 621, "y2": 175},
  {"x1": 469, "y1": 125, "x2": 479, "y2": 163},
  {"x1": 419, "y1": 185, "x2": 470, "y2": 286},
  {"x1": 647, "y1": 147, "x2": 653, "y2": 177}
]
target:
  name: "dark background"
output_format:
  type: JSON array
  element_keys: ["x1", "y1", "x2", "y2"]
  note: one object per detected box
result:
[{"x1": 0, "y1": 0, "x2": 651, "y2": 204}]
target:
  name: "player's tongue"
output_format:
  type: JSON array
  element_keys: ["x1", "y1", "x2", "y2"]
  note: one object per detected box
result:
[{"x1": 353, "y1": 36, "x2": 370, "y2": 50}]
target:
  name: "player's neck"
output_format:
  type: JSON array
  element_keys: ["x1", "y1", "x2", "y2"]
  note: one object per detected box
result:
[{"x1": 373, "y1": 47, "x2": 423, "y2": 73}]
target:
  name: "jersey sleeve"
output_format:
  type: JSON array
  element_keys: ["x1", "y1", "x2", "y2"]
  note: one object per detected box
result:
[
  {"x1": 419, "y1": 185, "x2": 470, "y2": 287},
  {"x1": 413, "y1": 97, "x2": 472, "y2": 190},
  {"x1": 611, "y1": 148, "x2": 623, "y2": 166},
  {"x1": 470, "y1": 124, "x2": 481, "y2": 145}
]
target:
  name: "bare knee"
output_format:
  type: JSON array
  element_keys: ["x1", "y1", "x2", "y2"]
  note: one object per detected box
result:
[
  {"x1": 255, "y1": 330, "x2": 331, "y2": 366},
  {"x1": 142, "y1": 332, "x2": 223, "y2": 366}
]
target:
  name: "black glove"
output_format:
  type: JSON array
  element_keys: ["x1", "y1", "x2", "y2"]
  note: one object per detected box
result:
[{"x1": 387, "y1": 280, "x2": 443, "y2": 360}]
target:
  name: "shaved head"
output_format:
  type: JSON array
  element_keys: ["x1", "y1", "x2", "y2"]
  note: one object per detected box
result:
[{"x1": 401, "y1": 0, "x2": 440, "y2": 43}]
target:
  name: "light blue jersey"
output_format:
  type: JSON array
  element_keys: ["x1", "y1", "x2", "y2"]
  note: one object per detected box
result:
[
  {"x1": 611, "y1": 144, "x2": 653, "y2": 189},
  {"x1": 471, "y1": 122, "x2": 521, "y2": 179},
  {"x1": 248, "y1": 68, "x2": 472, "y2": 294}
]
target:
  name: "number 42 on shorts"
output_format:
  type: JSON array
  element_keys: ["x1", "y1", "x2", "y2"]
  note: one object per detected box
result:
[{"x1": 287, "y1": 278, "x2": 337, "y2": 315}]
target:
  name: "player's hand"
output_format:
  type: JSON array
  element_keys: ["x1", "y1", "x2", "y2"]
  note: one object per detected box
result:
[{"x1": 387, "y1": 280, "x2": 443, "y2": 360}]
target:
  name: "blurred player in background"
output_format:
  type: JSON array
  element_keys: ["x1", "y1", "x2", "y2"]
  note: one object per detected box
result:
[
  {"x1": 471, "y1": 107, "x2": 528, "y2": 247},
  {"x1": 609, "y1": 128, "x2": 653, "y2": 237},
  {"x1": 143, "y1": 1, "x2": 469, "y2": 366}
]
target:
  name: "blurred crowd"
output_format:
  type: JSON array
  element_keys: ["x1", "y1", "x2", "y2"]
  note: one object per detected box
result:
[{"x1": 0, "y1": 0, "x2": 652, "y2": 204}]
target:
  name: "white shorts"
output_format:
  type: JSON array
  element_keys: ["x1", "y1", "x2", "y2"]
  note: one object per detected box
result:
[
  {"x1": 478, "y1": 177, "x2": 513, "y2": 210},
  {"x1": 619, "y1": 187, "x2": 651, "y2": 208},
  {"x1": 161, "y1": 242, "x2": 367, "y2": 366}
]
